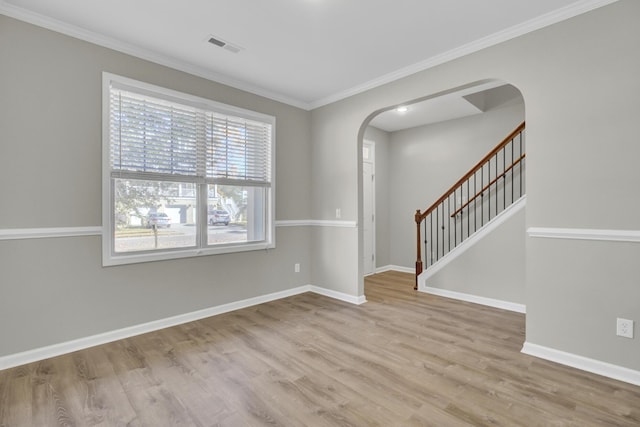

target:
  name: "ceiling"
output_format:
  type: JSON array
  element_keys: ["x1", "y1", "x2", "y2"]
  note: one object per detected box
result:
[
  {"x1": 0, "y1": 0, "x2": 615, "y2": 109},
  {"x1": 369, "y1": 82, "x2": 523, "y2": 132}
]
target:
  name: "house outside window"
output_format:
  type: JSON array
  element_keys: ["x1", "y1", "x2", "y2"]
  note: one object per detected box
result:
[{"x1": 102, "y1": 73, "x2": 275, "y2": 266}]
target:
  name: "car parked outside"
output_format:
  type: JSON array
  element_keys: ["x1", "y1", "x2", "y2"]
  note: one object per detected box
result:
[
  {"x1": 208, "y1": 209, "x2": 230, "y2": 226},
  {"x1": 146, "y1": 212, "x2": 171, "y2": 228}
]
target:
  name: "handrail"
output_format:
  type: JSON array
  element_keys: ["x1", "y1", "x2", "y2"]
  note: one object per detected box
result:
[
  {"x1": 450, "y1": 153, "x2": 526, "y2": 218},
  {"x1": 414, "y1": 121, "x2": 525, "y2": 289},
  {"x1": 416, "y1": 121, "x2": 525, "y2": 222}
]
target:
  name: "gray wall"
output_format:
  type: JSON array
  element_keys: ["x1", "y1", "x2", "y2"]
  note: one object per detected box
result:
[
  {"x1": 0, "y1": 16, "x2": 312, "y2": 357},
  {"x1": 388, "y1": 101, "x2": 524, "y2": 268},
  {"x1": 310, "y1": 0, "x2": 640, "y2": 371},
  {"x1": 363, "y1": 126, "x2": 390, "y2": 269}
]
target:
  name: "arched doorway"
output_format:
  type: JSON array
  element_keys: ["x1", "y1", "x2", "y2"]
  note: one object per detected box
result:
[{"x1": 359, "y1": 80, "x2": 526, "y2": 311}]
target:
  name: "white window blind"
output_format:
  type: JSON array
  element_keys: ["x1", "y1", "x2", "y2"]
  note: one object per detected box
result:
[
  {"x1": 208, "y1": 114, "x2": 272, "y2": 185},
  {"x1": 109, "y1": 89, "x2": 202, "y2": 178},
  {"x1": 109, "y1": 87, "x2": 272, "y2": 186}
]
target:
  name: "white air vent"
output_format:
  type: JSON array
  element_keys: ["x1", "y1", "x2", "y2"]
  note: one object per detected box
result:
[
  {"x1": 224, "y1": 44, "x2": 241, "y2": 54},
  {"x1": 207, "y1": 35, "x2": 243, "y2": 54}
]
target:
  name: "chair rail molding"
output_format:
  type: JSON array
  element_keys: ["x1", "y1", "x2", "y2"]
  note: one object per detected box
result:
[
  {"x1": 0, "y1": 226, "x2": 103, "y2": 241},
  {"x1": 0, "y1": 220, "x2": 359, "y2": 241},
  {"x1": 527, "y1": 227, "x2": 640, "y2": 243}
]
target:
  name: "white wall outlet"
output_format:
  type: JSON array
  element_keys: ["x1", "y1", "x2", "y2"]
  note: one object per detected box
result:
[
  {"x1": 616, "y1": 318, "x2": 634, "y2": 338},
  {"x1": 294, "y1": 263, "x2": 300, "y2": 273},
  {"x1": 335, "y1": 208, "x2": 341, "y2": 219}
]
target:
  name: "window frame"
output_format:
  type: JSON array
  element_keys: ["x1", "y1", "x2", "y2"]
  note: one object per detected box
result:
[{"x1": 102, "y1": 72, "x2": 275, "y2": 266}]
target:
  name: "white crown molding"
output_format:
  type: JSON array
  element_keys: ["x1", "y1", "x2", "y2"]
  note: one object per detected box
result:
[
  {"x1": 0, "y1": 226, "x2": 102, "y2": 241},
  {"x1": 0, "y1": 283, "x2": 364, "y2": 371},
  {"x1": 420, "y1": 286, "x2": 526, "y2": 314},
  {"x1": 0, "y1": 0, "x2": 618, "y2": 111},
  {"x1": 0, "y1": 1, "x2": 308, "y2": 110},
  {"x1": 275, "y1": 220, "x2": 357, "y2": 228},
  {"x1": 522, "y1": 342, "x2": 640, "y2": 387},
  {"x1": 308, "y1": 0, "x2": 621, "y2": 109},
  {"x1": 527, "y1": 227, "x2": 640, "y2": 243}
]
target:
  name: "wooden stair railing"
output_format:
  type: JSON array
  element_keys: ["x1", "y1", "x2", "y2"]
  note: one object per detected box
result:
[{"x1": 414, "y1": 121, "x2": 526, "y2": 289}]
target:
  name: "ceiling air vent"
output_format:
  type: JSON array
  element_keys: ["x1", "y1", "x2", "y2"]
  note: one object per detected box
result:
[{"x1": 207, "y1": 35, "x2": 243, "y2": 54}]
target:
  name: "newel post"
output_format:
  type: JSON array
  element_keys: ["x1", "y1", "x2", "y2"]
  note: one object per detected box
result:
[{"x1": 414, "y1": 209, "x2": 423, "y2": 290}]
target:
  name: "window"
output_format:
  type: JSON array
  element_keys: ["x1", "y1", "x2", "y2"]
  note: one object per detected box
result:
[{"x1": 102, "y1": 73, "x2": 275, "y2": 266}]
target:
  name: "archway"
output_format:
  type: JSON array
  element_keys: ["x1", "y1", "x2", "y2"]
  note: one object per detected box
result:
[{"x1": 358, "y1": 80, "x2": 526, "y2": 311}]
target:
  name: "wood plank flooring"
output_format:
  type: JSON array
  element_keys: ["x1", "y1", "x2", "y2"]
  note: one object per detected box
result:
[{"x1": 1, "y1": 271, "x2": 639, "y2": 426}]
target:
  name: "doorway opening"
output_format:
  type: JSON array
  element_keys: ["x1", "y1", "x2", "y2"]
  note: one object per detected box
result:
[
  {"x1": 362, "y1": 140, "x2": 376, "y2": 276},
  {"x1": 360, "y1": 80, "x2": 525, "y2": 298}
]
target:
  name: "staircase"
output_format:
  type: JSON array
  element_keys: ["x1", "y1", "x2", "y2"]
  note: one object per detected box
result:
[{"x1": 414, "y1": 122, "x2": 526, "y2": 289}]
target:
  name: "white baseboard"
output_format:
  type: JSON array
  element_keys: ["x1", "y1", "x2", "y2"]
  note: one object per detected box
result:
[
  {"x1": 375, "y1": 265, "x2": 414, "y2": 274},
  {"x1": 0, "y1": 284, "x2": 364, "y2": 371},
  {"x1": 522, "y1": 342, "x2": 640, "y2": 387},
  {"x1": 310, "y1": 285, "x2": 367, "y2": 305},
  {"x1": 420, "y1": 286, "x2": 526, "y2": 313}
]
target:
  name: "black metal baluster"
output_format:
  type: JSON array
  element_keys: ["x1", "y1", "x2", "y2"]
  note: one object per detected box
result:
[
  {"x1": 466, "y1": 178, "x2": 471, "y2": 239},
  {"x1": 511, "y1": 139, "x2": 514, "y2": 203},
  {"x1": 488, "y1": 159, "x2": 491, "y2": 222},
  {"x1": 453, "y1": 189, "x2": 457, "y2": 247},
  {"x1": 474, "y1": 171, "x2": 477, "y2": 234},
  {"x1": 423, "y1": 221, "x2": 427, "y2": 271},
  {"x1": 503, "y1": 146, "x2": 506, "y2": 211},
  {"x1": 430, "y1": 214, "x2": 433, "y2": 266},
  {"x1": 520, "y1": 133, "x2": 523, "y2": 197},
  {"x1": 491, "y1": 155, "x2": 494, "y2": 220},
  {"x1": 449, "y1": 196, "x2": 452, "y2": 252},
  {"x1": 481, "y1": 164, "x2": 484, "y2": 226},
  {"x1": 458, "y1": 184, "x2": 462, "y2": 241},
  {"x1": 496, "y1": 153, "x2": 500, "y2": 218},
  {"x1": 436, "y1": 205, "x2": 439, "y2": 261},
  {"x1": 441, "y1": 203, "x2": 445, "y2": 259}
]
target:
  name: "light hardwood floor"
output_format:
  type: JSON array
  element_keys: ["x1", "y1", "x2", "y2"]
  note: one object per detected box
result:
[{"x1": 1, "y1": 271, "x2": 639, "y2": 426}]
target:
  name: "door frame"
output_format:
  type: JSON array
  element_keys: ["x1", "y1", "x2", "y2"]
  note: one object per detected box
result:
[{"x1": 363, "y1": 139, "x2": 376, "y2": 276}]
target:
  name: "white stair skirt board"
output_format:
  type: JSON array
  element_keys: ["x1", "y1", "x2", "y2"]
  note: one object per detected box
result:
[
  {"x1": 522, "y1": 342, "x2": 640, "y2": 387},
  {"x1": 419, "y1": 195, "x2": 526, "y2": 285},
  {"x1": 422, "y1": 286, "x2": 526, "y2": 313},
  {"x1": 0, "y1": 285, "x2": 365, "y2": 371}
]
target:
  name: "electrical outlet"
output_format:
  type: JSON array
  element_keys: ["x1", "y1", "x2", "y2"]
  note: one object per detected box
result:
[
  {"x1": 616, "y1": 318, "x2": 634, "y2": 338},
  {"x1": 294, "y1": 263, "x2": 300, "y2": 273},
  {"x1": 335, "y1": 208, "x2": 341, "y2": 219}
]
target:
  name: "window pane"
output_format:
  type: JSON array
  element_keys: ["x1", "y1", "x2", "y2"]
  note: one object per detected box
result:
[
  {"x1": 114, "y1": 178, "x2": 197, "y2": 253},
  {"x1": 207, "y1": 184, "x2": 265, "y2": 246}
]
